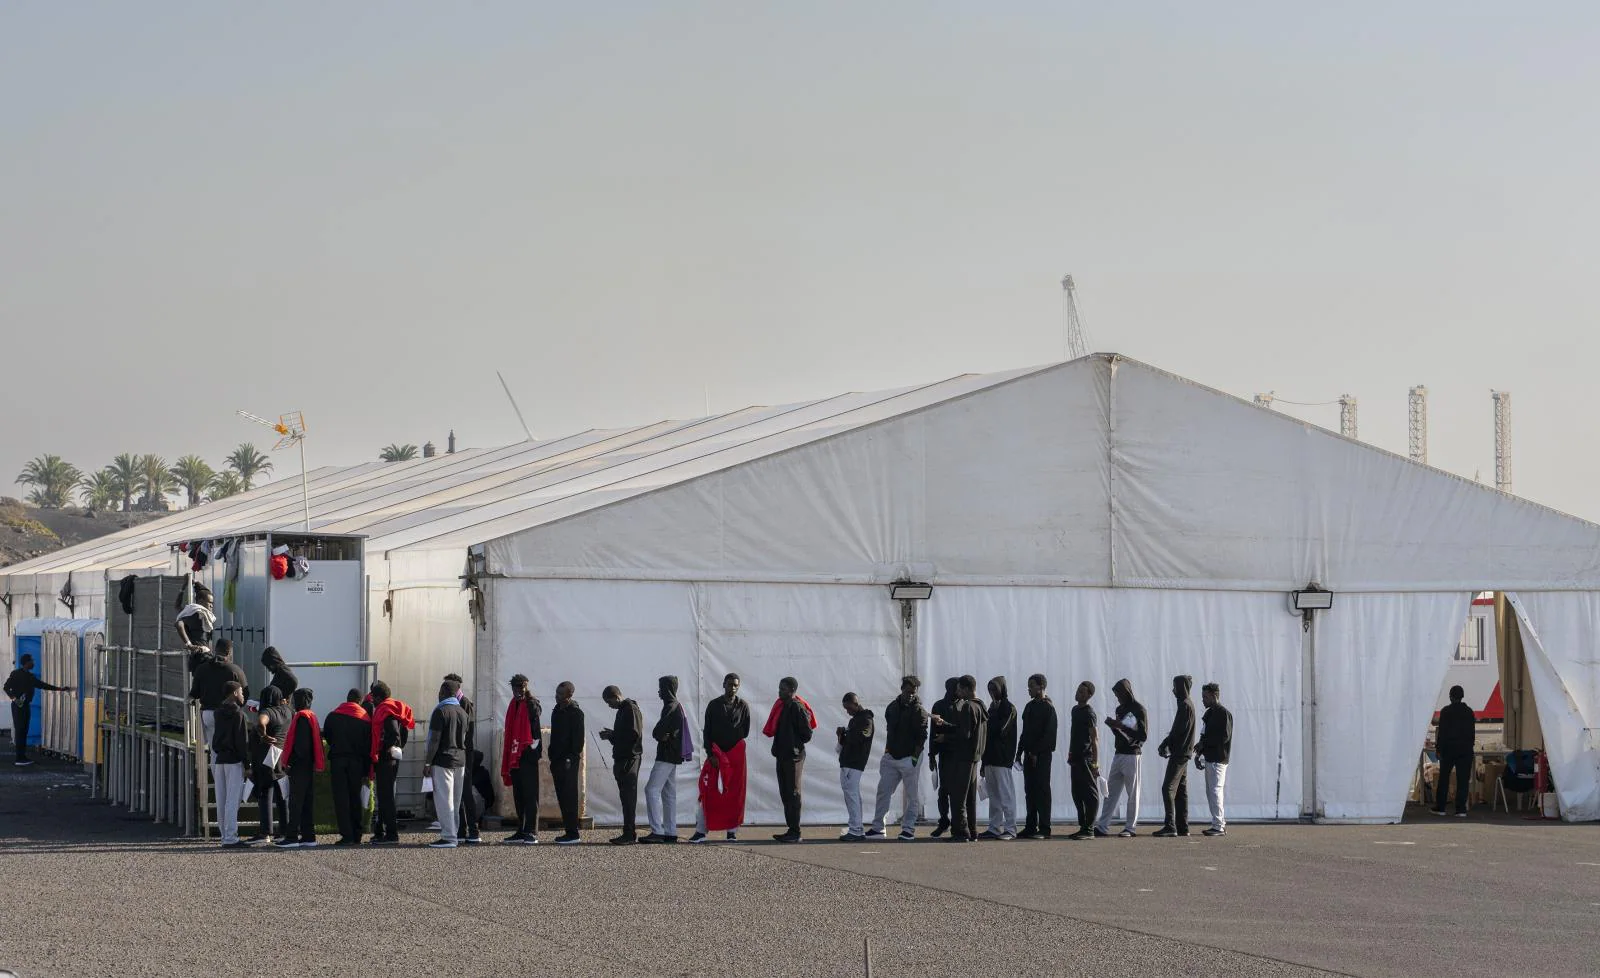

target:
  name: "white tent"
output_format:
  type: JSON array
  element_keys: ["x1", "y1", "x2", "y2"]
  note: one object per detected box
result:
[{"x1": 5, "y1": 354, "x2": 1596, "y2": 825}]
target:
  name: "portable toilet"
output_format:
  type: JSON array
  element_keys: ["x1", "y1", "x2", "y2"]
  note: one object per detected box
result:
[{"x1": 12, "y1": 617, "x2": 101, "y2": 761}]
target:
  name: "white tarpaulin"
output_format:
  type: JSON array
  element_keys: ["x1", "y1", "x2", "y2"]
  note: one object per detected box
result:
[
  {"x1": 1507, "y1": 592, "x2": 1600, "y2": 821},
  {"x1": 1314, "y1": 592, "x2": 1472, "y2": 822}
]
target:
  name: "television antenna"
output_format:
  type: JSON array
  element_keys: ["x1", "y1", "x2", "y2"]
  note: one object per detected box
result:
[{"x1": 238, "y1": 409, "x2": 310, "y2": 530}]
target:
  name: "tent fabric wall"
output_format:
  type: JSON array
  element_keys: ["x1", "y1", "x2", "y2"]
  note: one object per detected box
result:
[
  {"x1": 1313, "y1": 593, "x2": 1472, "y2": 822},
  {"x1": 921, "y1": 587, "x2": 1303, "y2": 824},
  {"x1": 1506, "y1": 593, "x2": 1600, "y2": 821}
]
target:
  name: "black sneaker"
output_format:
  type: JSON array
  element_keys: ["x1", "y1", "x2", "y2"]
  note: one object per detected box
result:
[
  {"x1": 688, "y1": 832, "x2": 708, "y2": 844},
  {"x1": 1015, "y1": 829, "x2": 1040, "y2": 840},
  {"x1": 931, "y1": 821, "x2": 949, "y2": 839},
  {"x1": 610, "y1": 834, "x2": 638, "y2": 846},
  {"x1": 1092, "y1": 827, "x2": 1110, "y2": 838},
  {"x1": 863, "y1": 828, "x2": 886, "y2": 838},
  {"x1": 272, "y1": 839, "x2": 301, "y2": 849},
  {"x1": 335, "y1": 838, "x2": 360, "y2": 847},
  {"x1": 726, "y1": 831, "x2": 738, "y2": 841},
  {"x1": 13, "y1": 758, "x2": 34, "y2": 767},
  {"x1": 773, "y1": 831, "x2": 801, "y2": 844},
  {"x1": 1202, "y1": 828, "x2": 1225, "y2": 836},
  {"x1": 1067, "y1": 830, "x2": 1094, "y2": 841},
  {"x1": 554, "y1": 833, "x2": 581, "y2": 845},
  {"x1": 503, "y1": 833, "x2": 528, "y2": 844},
  {"x1": 1152, "y1": 827, "x2": 1177, "y2": 838},
  {"x1": 463, "y1": 836, "x2": 482, "y2": 845},
  {"x1": 370, "y1": 837, "x2": 399, "y2": 846},
  {"x1": 977, "y1": 830, "x2": 1002, "y2": 840},
  {"x1": 839, "y1": 832, "x2": 868, "y2": 842}
]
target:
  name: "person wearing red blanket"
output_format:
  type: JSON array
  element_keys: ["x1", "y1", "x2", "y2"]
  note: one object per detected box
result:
[
  {"x1": 501, "y1": 674, "x2": 544, "y2": 845},
  {"x1": 691, "y1": 673, "x2": 750, "y2": 844},
  {"x1": 322, "y1": 689, "x2": 370, "y2": 845},
  {"x1": 764, "y1": 677, "x2": 815, "y2": 843},
  {"x1": 276, "y1": 688, "x2": 324, "y2": 848},
  {"x1": 368, "y1": 681, "x2": 414, "y2": 846}
]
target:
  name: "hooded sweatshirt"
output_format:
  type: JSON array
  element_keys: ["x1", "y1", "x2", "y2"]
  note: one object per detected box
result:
[
  {"x1": 1158, "y1": 675, "x2": 1197, "y2": 760},
  {"x1": 1019, "y1": 694, "x2": 1058, "y2": 757},
  {"x1": 212, "y1": 699, "x2": 250, "y2": 764},
  {"x1": 838, "y1": 708, "x2": 875, "y2": 771},
  {"x1": 883, "y1": 691, "x2": 929, "y2": 759},
  {"x1": 1108, "y1": 679, "x2": 1148, "y2": 756},
  {"x1": 653, "y1": 676, "x2": 688, "y2": 764},
  {"x1": 260, "y1": 647, "x2": 298, "y2": 699},
  {"x1": 190, "y1": 655, "x2": 248, "y2": 710},
  {"x1": 609, "y1": 697, "x2": 644, "y2": 763},
  {"x1": 937, "y1": 693, "x2": 987, "y2": 765},
  {"x1": 768, "y1": 694, "x2": 814, "y2": 759},
  {"x1": 983, "y1": 677, "x2": 1018, "y2": 767},
  {"x1": 929, "y1": 678, "x2": 959, "y2": 761},
  {"x1": 1198, "y1": 701, "x2": 1233, "y2": 765},
  {"x1": 322, "y1": 701, "x2": 371, "y2": 764}
]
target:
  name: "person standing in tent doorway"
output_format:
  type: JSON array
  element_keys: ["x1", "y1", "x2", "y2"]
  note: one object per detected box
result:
[
  {"x1": 1433, "y1": 684, "x2": 1476, "y2": 818},
  {"x1": 979, "y1": 676, "x2": 1018, "y2": 840},
  {"x1": 1154, "y1": 675, "x2": 1196, "y2": 838},
  {"x1": 836, "y1": 692, "x2": 875, "y2": 841},
  {"x1": 175, "y1": 582, "x2": 216, "y2": 653},
  {"x1": 501, "y1": 674, "x2": 543, "y2": 845},
  {"x1": 368, "y1": 680, "x2": 414, "y2": 846},
  {"x1": 548, "y1": 681, "x2": 585, "y2": 845},
  {"x1": 641, "y1": 676, "x2": 689, "y2": 843},
  {"x1": 927, "y1": 677, "x2": 959, "y2": 837},
  {"x1": 425, "y1": 678, "x2": 470, "y2": 848},
  {"x1": 691, "y1": 673, "x2": 750, "y2": 844},
  {"x1": 1017, "y1": 674, "x2": 1058, "y2": 839},
  {"x1": 867, "y1": 676, "x2": 929, "y2": 841},
  {"x1": 1196, "y1": 682, "x2": 1233, "y2": 836},
  {"x1": 322, "y1": 689, "x2": 370, "y2": 845},
  {"x1": 765, "y1": 676, "x2": 815, "y2": 843},
  {"x1": 5, "y1": 653, "x2": 68, "y2": 766},
  {"x1": 1096, "y1": 678, "x2": 1147, "y2": 838},
  {"x1": 600, "y1": 685, "x2": 645, "y2": 845}
]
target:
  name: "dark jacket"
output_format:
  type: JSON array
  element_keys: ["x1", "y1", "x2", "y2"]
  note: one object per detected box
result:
[
  {"x1": 427, "y1": 699, "x2": 470, "y2": 768},
  {"x1": 1068, "y1": 702, "x2": 1098, "y2": 766},
  {"x1": 653, "y1": 676, "x2": 687, "y2": 764},
  {"x1": 3, "y1": 668, "x2": 65, "y2": 705},
  {"x1": 285, "y1": 713, "x2": 316, "y2": 770},
  {"x1": 1108, "y1": 679, "x2": 1148, "y2": 756},
  {"x1": 770, "y1": 696, "x2": 813, "y2": 759},
  {"x1": 838, "y1": 709, "x2": 875, "y2": 771},
  {"x1": 703, "y1": 695, "x2": 751, "y2": 753},
  {"x1": 459, "y1": 694, "x2": 481, "y2": 767},
  {"x1": 251, "y1": 689, "x2": 290, "y2": 769},
  {"x1": 549, "y1": 700, "x2": 585, "y2": 764},
  {"x1": 936, "y1": 696, "x2": 987, "y2": 766},
  {"x1": 1198, "y1": 703, "x2": 1233, "y2": 765},
  {"x1": 376, "y1": 709, "x2": 409, "y2": 765},
  {"x1": 611, "y1": 698, "x2": 644, "y2": 763},
  {"x1": 1019, "y1": 696, "x2": 1058, "y2": 756},
  {"x1": 1158, "y1": 676, "x2": 1197, "y2": 759},
  {"x1": 189, "y1": 655, "x2": 248, "y2": 710},
  {"x1": 322, "y1": 707, "x2": 371, "y2": 765},
  {"x1": 260, "y1": 647, "x2": 298, "y2": 700},
  {"x1": 1436, "y1": 701, "x2": 1476, "y2": 756},
  {"x1": 211, "y1": 700, "x2": 250, "y2": 764},
  {"x1": 883, "y1": 693, "x2": 929, "y2": 760},
  {"x1": 928, "y1": 678, "x2": 959, "y2": 761},
  {"x1": 983, "y1": 677, "x2": 1018, "y2": 767}
]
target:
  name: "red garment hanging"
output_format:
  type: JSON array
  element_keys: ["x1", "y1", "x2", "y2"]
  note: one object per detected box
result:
[{"x1": 698, "y1": 740, "x2": 747, "y2": 832}]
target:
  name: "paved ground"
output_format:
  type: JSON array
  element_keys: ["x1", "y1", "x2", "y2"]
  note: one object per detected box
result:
[{"x1": 2, "y1": 757, "x2": 1597, "y2": 978}]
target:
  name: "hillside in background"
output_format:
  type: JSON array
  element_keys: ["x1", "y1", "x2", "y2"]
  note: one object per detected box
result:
[{"x1": 0, "y1": 498, "x2": 165, "y2": 568}]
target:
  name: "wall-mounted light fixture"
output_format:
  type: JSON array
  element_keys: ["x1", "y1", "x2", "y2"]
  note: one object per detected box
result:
[
  {"x1": 1290, "y1": 587, "x2": 1333, "y2": 612},
  {"x1": 889, "y1": 581, "x2": 933, "y2": 601}
]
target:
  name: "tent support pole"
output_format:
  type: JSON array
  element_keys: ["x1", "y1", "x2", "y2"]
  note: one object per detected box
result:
[
  {"x1": 899, "y1": 600, "x2": 918, "y2": 679},
  {"x1": 1300, "y1": 608, "x2": 1318, "y2": 820}
]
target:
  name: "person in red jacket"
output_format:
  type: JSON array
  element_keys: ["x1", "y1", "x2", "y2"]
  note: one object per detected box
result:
[
  {"x1": 276, "y1": 688, "x2": 324, "y2": 848},
  {"x1": 501, "y1": 674, "x2": 543, "y2": 845}
]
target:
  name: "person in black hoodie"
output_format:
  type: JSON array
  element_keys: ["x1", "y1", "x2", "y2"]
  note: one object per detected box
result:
[
  {"x1": 549, "y1": 681, "x2": 585, "y2": 844},
  {"x1": 768, "y1": 676, "x2": 813, "y2": 843},
  {"x1": 5, "y1": 653, "x2": 67, "y2": 766},
  {"x1": 212, "y1": 682, "x2": 252, "y2": 847},
  {"x1": 261, "y1": 646, "x2": 298, "y2": 700},
  {"x1": 600, "y1": 685, "x2": 645, "y2": 845},
  {"x1": 836, "y1": 692, "x2": 874, "y2": 841},
  {"x1": 1196, "y1": 682, "x2": 1233, "y2": 836},
  {"x1": 322, "y1": 688, "x2": 371, "y2": 845},
  {"x1": 691, "y1": 673, "x2": 751, "y2": 844},
  {"x1": 276, "y1": 687, "x2": 321, "y2": 848},
  {"x1": 641, "y1": 675, "x2": 687, "y2": 843},
  {"x1": 189, "y1": 639, "x2": 248, "y2": 761},
  {"x1": 1096, "y1": 678, "x2": 1147, "y2": 837},
  {"x1": 1154, "y1": 674, "x2": 1196, "y2": 837},
  {"x1": 932, "y1": 676, "x2": 986, "y2": 842},
  {"x1": 1017, "y1": 674, "x2": 1058, "y2": 839},
  {"x1": 928, "y1": 677, "x2": 960, "y2": 837},
  {"x1": 249, "y1": 685, "x2": 291, "y2": 843},
  {"x1": 1433, "y1": 684, "x2": 1475, "y2": 818},
  {"x1": 867, "y1": 675, "x2": 929, "y2": 841},
  {"x1": 500, "y1": 674, "x2": 542, "y2": 845},
  {"x1": 1067, "y1": 681, "x2": 1100, "y2": 840},
  {"x1": 979, "y1": 676, "x2": 1019, "y2": 840}
]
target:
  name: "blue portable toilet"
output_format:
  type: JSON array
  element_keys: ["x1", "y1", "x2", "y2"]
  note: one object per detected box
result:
[{"x1": 12, "y1": 617, "x2": 100, "y2": 759}]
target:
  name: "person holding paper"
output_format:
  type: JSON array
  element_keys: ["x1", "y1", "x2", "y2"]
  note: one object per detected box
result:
[
  {"x1": 1096, "y1": 678, "x2": 1148, "y2": 838},
  {"x1": 548, "y1": 681, "x2": 585, "y2": 845},
  {"x1": 1017, "y1": 674, "x2": 1058, "y2": 840},
  {"x1": 641, "y1": 676, "x2": 689, "y2": 843},
  {"x1": 932, "y1": 676, "x2": 986, "y2": 842},
  {"x1": 368, "y1": 681, "x2": 414, "y2": 846},
  {"x1": 249, "y1": 685, "x2": 291, "y2": 844},
  {"x1": 836, "y1": 692, "x2": 874, "y2": 841},
  {"x1": 600, "y1": 685, "x2": 645, "y2": 845},
  {"x1": 690, "y1": 673, "x2": 751, "y2": 844},
  {"x1": 212, "y1": 682, "x2": 251, "y2": 848},
  {"x1": 425, "y1": 678, "x2": 470, "y2": 848},
  {"x1": 322, "y1": 689, "x2": 370, "y2": 845},
  {"x1": 277, "y1": 687, "x2": 323, "y2": 848},
  {"x1": 866, "y1": 676, "x2": 928, "y2": 841},
  {"x1": 501, "y1": 674, "x2": 543, "y2": 845}
]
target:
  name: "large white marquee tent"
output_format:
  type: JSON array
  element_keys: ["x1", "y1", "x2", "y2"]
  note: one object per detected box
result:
[{"x1": 5, "y1": 354, "x2": 1597, "y2": 825}]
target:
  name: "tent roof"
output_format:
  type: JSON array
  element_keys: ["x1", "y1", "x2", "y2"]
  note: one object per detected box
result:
[{"x1": 6, "y1": 354, "x2": 1599, "y2": 591}]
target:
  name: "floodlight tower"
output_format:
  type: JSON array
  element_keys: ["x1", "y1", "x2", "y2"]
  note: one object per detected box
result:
[
  {"x1": 1060, "y1": 274, "x2": 1091, "y2": 360},
  {"x1": 238, "y1": 409, "x2": 310, "y2": 530},
  {"x1": 1492, "y1": 390, "x2": 1512, "y2": 493},
  {"x1": 1338, "y1": 394, "x2": 1358, "y2": 439},
  {"x1": 1408, "y1": 386, "x2": 1428, "y2": 464}
]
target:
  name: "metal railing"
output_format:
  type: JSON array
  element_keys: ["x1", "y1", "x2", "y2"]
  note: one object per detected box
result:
[{"x1": 93, "y1": 645, "x2": 199, "y2": 836}]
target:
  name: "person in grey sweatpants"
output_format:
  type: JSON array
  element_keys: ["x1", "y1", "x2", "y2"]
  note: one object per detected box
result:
[
  {"x1": 867, "y1": 677, "x2": 929, "y2": 840},
  {"x1": 211, "y1": 682, "x2": 251, "y2": 848},
  {"x1": 1096, "y1": 678, "x2": 1148, "y2": 837}
]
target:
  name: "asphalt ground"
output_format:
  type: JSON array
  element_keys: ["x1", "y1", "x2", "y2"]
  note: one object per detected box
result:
[{"x1": 2, "y1": 757, "x2": 1597, "y2": 978}]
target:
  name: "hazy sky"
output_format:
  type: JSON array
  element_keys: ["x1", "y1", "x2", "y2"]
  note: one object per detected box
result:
[{"x1": 4, "y1": 4, "x2": 1598, "y2": 519}]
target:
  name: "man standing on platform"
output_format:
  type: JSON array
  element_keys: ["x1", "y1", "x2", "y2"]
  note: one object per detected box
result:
[
  {"x1": 549, "y1": 681, "x2": 585, "y2": 844},
  {"x1": 691, "y1": 673, "x2": 750, "y2": 844},
  {"x1": 600, "y1": 685, "x2": 644, "y2": 845}
]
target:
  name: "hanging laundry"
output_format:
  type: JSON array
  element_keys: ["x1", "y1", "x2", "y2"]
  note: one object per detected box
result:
[
  {"x1": 293, "y1": 556, "x2": 311, "y2": 579},
  {"x1": 270, "y1": 544, "x2": 290, "y2": 581}
]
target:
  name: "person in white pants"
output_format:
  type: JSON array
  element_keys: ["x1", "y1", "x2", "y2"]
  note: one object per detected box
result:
[
  {"x1": 836, "y1": 693, "x2": 875, "y2": 840},
  {"x1": 1196, "y1": 682, "x2": 1233, "y2": 836},
  {"x1": 866, "y1": 677, "x2": 930, "y2": 841},
  {"x1": 1096, "y1": 678, "x2": 1148, "y2": 837},
  {"x1": 426, "y1": 680, "x2": 471, "y2": 848},
  {"x1": 641, "y1": 675, "x2": 688, "y2": 843},
  {"x1": 210, "y1": 682, "x2": 251, "y2": 848},
  {"x1": 645, "y1": 761, "x2": 677, "y2": 838},
  {"x1": 979, "y1": 676, "x2": 1019, "y2": 839}
]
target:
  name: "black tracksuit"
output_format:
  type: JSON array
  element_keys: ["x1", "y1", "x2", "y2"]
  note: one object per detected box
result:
[
  {"x1": 929, "y1": 679, "x2": 959, "y2": 828},
  {"x1": 1434, "y1": 700, "x2": 1476, "y2": 814},
  {"x1": 283, "y1": 713, "x2": 317, "y2": 843},
  {"x1": 770, "y1": 697, "x2": 813, "y2": 834},
  {"x1": 1019, "y1": 696, "x2": 1058, "y2": 835},
  {"x1": 1158, "y1": 677, "x2": 1197, "y2": 833},
  {"x1": 322, "y1": 706, "x2": 371, "y2": 843},
  {"x1": 839, "y1": 710, "x2": 875, "y2": 772},
  {"x1": 936, "y1": 696, "x2": 987, "y2": 840},
  {"x1": 1068, "y1": 702, "x2": 1100, "y2": 833},
  {"x1": 549, "y1": 700, "x2": 585, "y2": 836},
  {"x1": 4, "y1": 668, "x2": 65, "y2": 761},
  {"x1": 609, "y1": 698, "x2": 644, "y2": 837}
]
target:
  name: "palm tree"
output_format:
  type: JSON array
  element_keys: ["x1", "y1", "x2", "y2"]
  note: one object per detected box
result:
[
  {"x1": 379, "y1": 443, "x2": 419, "y2": 462},
  {"x1": 226, "y1": 443, "x2": 273, "y2": 490},
  {"x1": 14, "y1": 454, "x2": 82, "y2": 509},
  {"x1": 169, "y1": 455, "x2": 215, "y2": 508},
  {"x1": 207, "y1": 470, "x2": 245, "y2": 501},
  {"x1": 137, "y1": 454, "x2": 178, "y2": 510},
  {"x1": 78, "y1": 470, "x2": 120, "y2": 511},
  {"x1": 107, "y1": 453, "x2": 141, "y2": 512}
]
